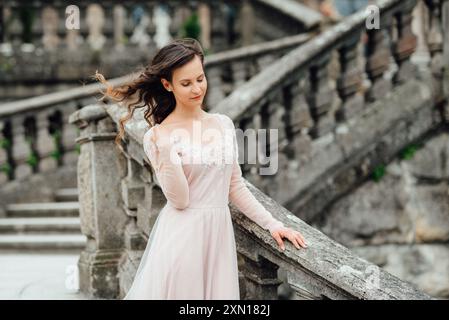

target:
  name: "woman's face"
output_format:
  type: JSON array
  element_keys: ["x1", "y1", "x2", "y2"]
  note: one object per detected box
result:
[{"x1": 161, "y1": 55, "x2": 207, "y2": 109}]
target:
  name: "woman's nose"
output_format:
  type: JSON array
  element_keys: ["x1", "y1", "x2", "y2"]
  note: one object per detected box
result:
[{"x1": 192, "y1": 85, "x2": 201, "y2": 94}]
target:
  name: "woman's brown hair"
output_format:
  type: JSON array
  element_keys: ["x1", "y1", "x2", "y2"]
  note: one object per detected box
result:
[{"x1": 94, "y1": 38, "x2": 205, "y2": 150}]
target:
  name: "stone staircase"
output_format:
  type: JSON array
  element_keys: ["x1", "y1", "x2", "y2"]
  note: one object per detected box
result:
[{"x1": 0, "y1": 188, "x2": 86, "y2": 251}]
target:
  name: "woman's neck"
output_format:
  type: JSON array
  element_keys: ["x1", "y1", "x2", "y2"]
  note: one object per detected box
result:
[{"x1": 170, "y1": 107, "x2": 207, "y2": 122}]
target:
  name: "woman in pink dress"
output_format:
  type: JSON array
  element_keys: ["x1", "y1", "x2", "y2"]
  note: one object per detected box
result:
[{"x1": 96, "y1": 38, "x2": 307, "y2": 300}]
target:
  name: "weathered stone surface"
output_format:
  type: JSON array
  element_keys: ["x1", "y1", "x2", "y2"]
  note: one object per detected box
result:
[
  {"x1": 319, "y1": 132, "x2": 449, "y2": 246},
  {"x1": 352, "y1": 244, "x2": 449, "y2": 298},
  {"x1": 405, "y1": 133, "x2": 449, "y2": 179},
  {"x1": 317, "y1": 131, "x2": 449, "y2": 298}
]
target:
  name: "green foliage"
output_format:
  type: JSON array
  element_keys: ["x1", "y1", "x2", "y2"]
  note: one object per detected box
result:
[
  {"x1": 75, "y1": 143, "x2": 81, "y2": 155},
  {"x1": 372, "y1": 164, "x2": 385, "y2": 182},
  {"x1": 181, "y1": 13, "x2": 201, "y2": 40},
  {"x1": 0, "y1": 163, "x2": 12, "y2": 175},
  {"x1": 0, "y1": 138, "x2": 11, "y2": 149},
  {"x1": 26, "y1": 152, "x2": 38, "y2": 168},
  {"x1": 399, "y1": 144, "x2": 419, "y2": 161},
  {"x1": 51, "y1": 130, "x2": 62, "y2": 161}
]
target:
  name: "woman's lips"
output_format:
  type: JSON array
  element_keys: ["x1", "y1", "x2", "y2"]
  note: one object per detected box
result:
[{"x1": 191, "y1": 95, "x2": 202, "y2": 100}]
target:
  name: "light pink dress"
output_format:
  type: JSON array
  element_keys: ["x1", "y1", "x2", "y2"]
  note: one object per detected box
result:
[{"x1": 124, "y1": 112, "x2": 284, "y2": 300}]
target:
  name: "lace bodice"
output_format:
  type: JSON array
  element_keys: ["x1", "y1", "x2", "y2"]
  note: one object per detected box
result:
[{"x1": 143, "y1": 112, "x2": 284, "y2": 234}]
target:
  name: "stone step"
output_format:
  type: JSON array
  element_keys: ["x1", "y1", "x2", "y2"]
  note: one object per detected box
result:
[
  {"x1": 54, "y1": 188, "x2": 78, "y2": 202},
  {"x1": 6, "y1": 202, "x2": 79, "y2": 218},
  {"x1": 0, "y1": 217, "x2": 81, "y2": 234},
  {"x1": 0, "y1": 234, "x2": 86, "y2": 251}
]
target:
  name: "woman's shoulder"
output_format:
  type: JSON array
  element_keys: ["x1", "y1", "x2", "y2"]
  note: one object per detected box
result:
[{"x1": 209, "y1": 112, "x2": 234, "y2": 128}]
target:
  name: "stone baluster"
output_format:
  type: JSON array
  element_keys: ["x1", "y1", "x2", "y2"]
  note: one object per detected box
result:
[
  {"x1": 0, "y1": 121, "x2": 9, "y2": 184},
  {"x1": 442, "y1": 0, "x2": 449, "y2": 122},
  {"x1": 240, "y1": 0, "x2": 255, "y2": 46},
  {"x1": 425, "y1": 0, "x2": 445, "y2": 105},
  {"x1": 113, "y1": 4, "x2": 126, "y2": 50},
  {"x1": 210, "y1": 2, "x2": 227, "y2": 52},
  {"x1": 392, "y1": 3, "x2": 418, "y2": 84},
  {"x1": 198, "y1": 3, "x2": 211, "y2": 52},
  {"x1": 241, "y1": 114, "x2": 261, "y2": 184},
  {"x1": 153, "y1": 4, "x2": 172, "y2": 48},
  {"x1": 288, "y1": 78, "x2": 313, "y2": 163},
  {"x1": 61, "y1": 103, "x2": 81, "y2": 166},
  {"x1": 122, "y1": 157, "x2": 146, "y2": 251},
  {"x1": 256, "y1": 54, "x2": 276, "y2": 73},
  {"x1": 86, "y1": 4, "x2": 106, "y2": 51},
  {"x1": 412, "y1": 0, "x2": 430, "y2": 65},
  {"x1": 307, "y1": 54, "x2": 335, "y2": 138},
  {"x1": 231, "y1": 60, "x2": 248, "y2": 88},
  {"x1": 11, "y1": 115, "x2": 33, "y2": 180},
  {"x1": 65, "y1": 4, "x2": 83, "y2": 51},
  {"x1": 170, "y1": 2, "x2": 190, "y2": 37},
  {"x1": 129, "y1": 4, "x2": 152, "y2": 48},
  {"x1": 68, "y1": 105, "x2": 127, "y2": 299},
  {"x1": 365, "y1": 23, "x2": 392, "y2": 101},
  {"x1": 237, "y1": 251, "x2": 282, "y2": 299},
  {"x1": 263, "y1": 95, "x2": 289, "y2": 196},
  {"x1": 336, "y1": 33, "x2": 364, "y2": 121},
  {"x1": 266, "y1": 93, "x2": 287, "y2": 169},
  {"x1": 285, "y1": 271, "x2": 327, "y2": 300},
  {"x1": 42, "y1": 5, "x2": 60, "y2": 50},
  {"x1": 205, "y1": 66, "x2": 225, "y2": 108},
  {"x1": 0, "y1": 4, "x2": 4, "y2": 43},
  {"x1": 36, "y1": 110, "x2": 58, "y2": 173}
]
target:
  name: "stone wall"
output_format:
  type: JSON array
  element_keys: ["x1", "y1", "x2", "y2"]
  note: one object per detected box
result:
[{"x1": 317, "y1": 131, "x2": 449, "y2": 298}]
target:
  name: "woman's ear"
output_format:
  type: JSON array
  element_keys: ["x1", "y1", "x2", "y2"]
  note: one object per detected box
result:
[{"x1": 161, "y1": 78, "x2": 172, "y2": 92}]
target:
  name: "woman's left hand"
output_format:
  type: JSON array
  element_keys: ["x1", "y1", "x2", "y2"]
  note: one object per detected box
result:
[{"x1": 270, "y1": 226, "x2": 308, "y2": 251}]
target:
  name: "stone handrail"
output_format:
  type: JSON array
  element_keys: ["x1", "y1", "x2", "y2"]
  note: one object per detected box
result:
[{"x1": 68, "y1": 101, "x2": 431, "y2": 299}]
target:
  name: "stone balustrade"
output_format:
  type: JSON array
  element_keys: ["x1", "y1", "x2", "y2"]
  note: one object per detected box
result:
[
  {"x1": 68, "y1": 101, "x2": 431, "y2": 299},
  {"x1": 0, "y1": 0, "x2": 322, "y2": 99},
  {"x1": 0, "y1": 32, "x2": 313, "y2": 202},
  {"x1": 213, "y1": 0, "x2": 449, "y2": 222}
]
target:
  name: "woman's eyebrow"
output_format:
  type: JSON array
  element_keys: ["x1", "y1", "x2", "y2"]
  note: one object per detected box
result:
[{"x1": 179, "y1": 73, "x2": 204, "y2": 82}]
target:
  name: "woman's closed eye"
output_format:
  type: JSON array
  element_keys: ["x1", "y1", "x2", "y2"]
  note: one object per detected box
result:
[{"x1": 182, "y1": 79, "x2": 204, "y2": 87}]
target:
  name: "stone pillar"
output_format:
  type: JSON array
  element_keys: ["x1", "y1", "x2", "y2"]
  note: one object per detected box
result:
[{"x1": 68, "y1": 104, "x2": 128, "y2": 299}]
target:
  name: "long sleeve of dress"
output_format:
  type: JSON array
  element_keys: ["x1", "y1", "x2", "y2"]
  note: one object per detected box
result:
[
  {"x1": 143, "y1": 126, "x2": 190, "y2": 210},
  {"x1": 222, "y1": 115, "x2": 284, "y2": 234}
]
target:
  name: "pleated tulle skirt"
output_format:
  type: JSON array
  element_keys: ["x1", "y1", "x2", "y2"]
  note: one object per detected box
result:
[{"x1": 123, "y1": 204, "x2": 240, "y2": 300}]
